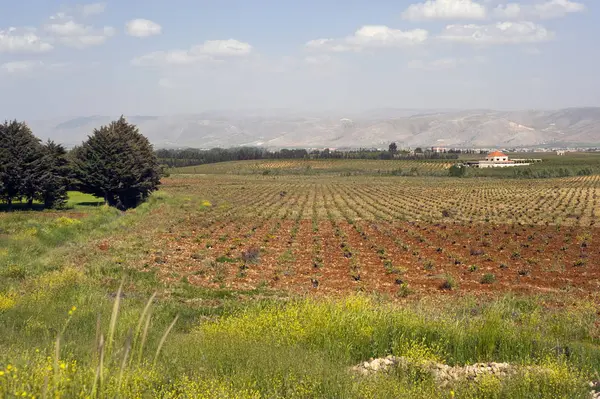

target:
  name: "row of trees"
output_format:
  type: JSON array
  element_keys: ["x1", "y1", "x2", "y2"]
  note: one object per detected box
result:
[
  {"x1": 157, "y1": 145, "x2": 458, "y2": 168},
  {"x1": 156, "y1": 147, "x2": 309, "y2": 168},
  {"x1": 0, "y1": 121, "x2": 70, "y2": 209},
  {"x1": 0, "y1": 117, "x2": 162, "y2": 211}
]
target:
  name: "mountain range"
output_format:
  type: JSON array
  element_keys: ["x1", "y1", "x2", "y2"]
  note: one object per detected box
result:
[{"x1": 27, "y1": 107, "x2": 600, "y2": 149}]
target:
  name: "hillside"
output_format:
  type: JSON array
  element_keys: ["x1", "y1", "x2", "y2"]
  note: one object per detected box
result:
[{"x1": 29, "y1": 107, "x2": 600, "y2": 149}]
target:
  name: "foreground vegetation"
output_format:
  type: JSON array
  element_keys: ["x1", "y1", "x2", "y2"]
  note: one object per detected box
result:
[{"x1": 3, "y1": 159, "x2": 600, "y2": 397}]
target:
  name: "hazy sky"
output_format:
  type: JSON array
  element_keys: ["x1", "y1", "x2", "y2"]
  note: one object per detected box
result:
[{"x1": 0, "y1": 0, "x2": 598, "y2": 119}]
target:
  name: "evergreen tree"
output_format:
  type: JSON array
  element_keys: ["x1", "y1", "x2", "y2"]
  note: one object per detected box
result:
[
  {"x1": 0, "y1": 120, "x2": 42, "y2": 210},
  {"x1": 73, "y1": 116, "x2": 162, "y2": 210},
  {"x1": 449, "y1": 164, "x2": 467, "y2": 177},
  {"x1": 39, "y1": 141, "x2": 71, "y2": 209},
  {"x1": 388, "y1": 142, "x2": 398, "y2": 154}
]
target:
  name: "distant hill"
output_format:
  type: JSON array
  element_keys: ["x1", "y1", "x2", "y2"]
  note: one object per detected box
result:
[{"x1": 28, "y1": 108, "x2": 600, "y2": 149}]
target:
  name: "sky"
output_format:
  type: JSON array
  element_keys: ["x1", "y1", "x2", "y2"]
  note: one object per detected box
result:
[{"x1": 0, "y1": 0, "x2": 598, "y2": 119}]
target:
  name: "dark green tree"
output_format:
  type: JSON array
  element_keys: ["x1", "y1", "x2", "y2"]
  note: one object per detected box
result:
[
  {"x1": 0, "y1": 120, "x2": 43, "y2": 210},
  {"x1": 73, "y1": 116, "x2": 162, "y2": 210},
  {"x1": 388, "y1": 142, "x2": 398, "y2": 154},
  {"x1": 38, "y1": 141, "x2": 71, "y2": 209},
  {"x1": 449, "y1": 164, "x2": 467, "y2": 177}
]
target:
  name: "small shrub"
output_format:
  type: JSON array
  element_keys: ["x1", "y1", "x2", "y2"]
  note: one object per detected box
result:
[
  {"x1": 397, "y1": 283, "x2": 412, "y2": 298},
  {"x1": 241, "y1": 247, "x2": 261, "y2": 264},
  {"x1": 423, "y1": 260, "x2": 435, "y2": 271},
  {"x1": 481, "y1": 273, "x2": 496, "y2": 284},
  {"x1": 439, "y1": 274, "x2": 457, "y2": 291},
  {"x1": 468, "y1": 265, "x2": 479, "y2": 272}
]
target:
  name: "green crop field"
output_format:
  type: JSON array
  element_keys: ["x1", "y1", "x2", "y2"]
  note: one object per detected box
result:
[
  {"x1": 2, "y1": 161, "x2": 600, "y2": 398},
  {"x1": 173, "y1": 158, "x2": 454, "y2": 176}
]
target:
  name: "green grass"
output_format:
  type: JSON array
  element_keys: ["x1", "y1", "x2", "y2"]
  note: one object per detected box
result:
[
  {"x1": 171, "y1": 153, "x2": 600, "y2": 180},
  {"x1": 66, "y1": 191, "x2": 104, "y2": 208},
  {"x1": 0, "y1": 191, "x2": 103, "y2": 212},
  {"x1": 1, "y1": 291, "x2": 596, "y2": 398},
  {"x1": 457, "y1": 152, "x2": 600, "y2": 179}
]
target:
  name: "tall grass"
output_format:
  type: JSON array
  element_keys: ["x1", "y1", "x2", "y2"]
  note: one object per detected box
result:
[
  {"x1": 1, "y1": 294, "x2": 595, "y2": 398},
  {"x1": 1, "y1": 264, "x2": 598, "y2": 396}
]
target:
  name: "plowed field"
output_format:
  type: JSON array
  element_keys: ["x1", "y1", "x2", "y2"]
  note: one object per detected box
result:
[{"x1": 140, "y1": 174, "x2": 600, "y2": 297}]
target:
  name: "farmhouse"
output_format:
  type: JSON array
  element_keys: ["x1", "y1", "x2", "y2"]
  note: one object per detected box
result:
[{"x1": 465, "y1": 151, "x2": 540, "y2": 168}]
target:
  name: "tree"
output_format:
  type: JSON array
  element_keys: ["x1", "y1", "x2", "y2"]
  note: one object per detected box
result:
[
  {"x1": 449, "y1": 164, "x2": 467, "y2": 177},
  {"x1": 415, "y1": 147, "x2": 423, "y2": 154},
  {"x1": 388, "y1": 142, "x2": 398, "y2": 154},
  {"x1": 38, "y1": 141, "x2": 71, "y2": 209},
  {"x1": 73, "y1": 116, "x2": 162, "y2": 210},
  {"x1": 0, "y1": 120, "x2": 43, "y2": 210}
]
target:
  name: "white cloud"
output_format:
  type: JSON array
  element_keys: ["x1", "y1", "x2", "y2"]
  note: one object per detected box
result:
[
  {"x1": 45, "y1": 20, "x2": 115, "y2": 48},
  {"x1": 304, "y1": 55, "x2": 333, "y2": 65},
  {"x1": 439, "y1": 21, "x2": 553, "y2": 45},
  {"x1": 494, "y1": 0, "x2": 585, "y2": 19},
  {"x1": 1, "y1": 60, "x2": 42, "y2": 73},
  {"x1": 533, "y1": 0, "x2": 585, "y2": 19},
  {"x1": 0, "y1": 60, "x2": 70, "y2": 74},
  {"x1": 493, "y1": 3, "x2": 524, "y2": 19},
  {"x1": 0, "y1": 28, "x2": 53, "y2": 53},
  {"x1": 132, "y1": 39, "x2": 253, "y2": 66},
  {"x1": 79, "y1": 2, "x2": 107, "y2": 17},
  {"x1": 126, "y1": 19, "x2": 162, "y2": 38},
  {"x1": 45, "y1": 20, "x2": 89, "y2": 36},
  {"x1": 402, "y1": 0, "x2": 487, "y2": 21},
  {"x1": 201, "y1": 39, "x2": 253, "y2": 56},
  {"x1": 306, "y1": 25, "x2": 428, "y2": 52}
]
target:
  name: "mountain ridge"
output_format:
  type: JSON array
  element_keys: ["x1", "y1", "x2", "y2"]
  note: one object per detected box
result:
[{"x1": 27, "y1": 107, "x2": 600, "y2": 149}]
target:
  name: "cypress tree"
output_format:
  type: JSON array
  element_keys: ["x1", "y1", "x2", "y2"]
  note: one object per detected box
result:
[
  {"x1": 39, "y1": 140, "x2": 71, "y2": 209},
  {"x1": 73, "y1": 116, "x2": 161, "y2": 210},
  {"x1": 0, "y1": 120, "x2": 43, "y2": 210}
]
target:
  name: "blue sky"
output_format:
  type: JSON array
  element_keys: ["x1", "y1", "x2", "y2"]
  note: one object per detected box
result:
[{"x1": 0, "y1": 0, "x2": 598, "y2": 119}]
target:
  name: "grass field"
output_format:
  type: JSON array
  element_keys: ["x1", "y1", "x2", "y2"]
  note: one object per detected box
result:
[
  {"x1": 2, "y1": 161, "x2": 600, "y2": 398},
  {"x1": 172, "y1": 152, "x2": 600, "y2": 179}
]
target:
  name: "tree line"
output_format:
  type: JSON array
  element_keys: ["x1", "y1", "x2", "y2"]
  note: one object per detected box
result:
[
  {"x1": 0, "y1": 117, "x2": 162, "y2": 211},
  {"x1": 157, "y1": 144, "x2": 458, "y2": 168}
]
